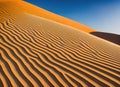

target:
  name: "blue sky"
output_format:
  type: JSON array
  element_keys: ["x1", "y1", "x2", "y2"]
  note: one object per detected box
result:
[{"x1": 24, "y1": 0, "x2": 120, "y2": 34}]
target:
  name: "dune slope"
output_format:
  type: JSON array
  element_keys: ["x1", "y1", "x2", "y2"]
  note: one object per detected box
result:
[
  {"x1": 20, "y1": 1, "x2": 94, "y2": 33},
  {"x1": 0, "y1": 1, "x2": 120, "y2": 87},
  {"x1": 21, "y1": 1, "x2": 120, "y2": 45}
]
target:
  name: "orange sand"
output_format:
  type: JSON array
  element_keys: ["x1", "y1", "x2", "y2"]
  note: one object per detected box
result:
[
  {"x1": 1, "y1": 1, "x2": 120, "y2": 87},
  {"x1": 15, "y1": 0, "x2": 94, "y2": 32},
  {"x1": 21, "y1": 1, "x2": 94, "y2": 33}
]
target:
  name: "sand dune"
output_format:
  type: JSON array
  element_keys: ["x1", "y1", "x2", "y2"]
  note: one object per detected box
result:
[
  {"x1": 91, "y1": 32, "x2": 120, "y2": 45},
  {"x1": 21, "y1": 1, "x2": 120, "y2": 45},
  {"x1": 20, "y1": 1, "x2": 94, "y2": 33},
  {"x1": 1, "y1": 1, "x2": 120, "y2": 87}
]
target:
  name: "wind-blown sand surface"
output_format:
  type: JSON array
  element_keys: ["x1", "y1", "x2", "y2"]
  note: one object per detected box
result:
[
  {"x1": 17, "y1": 0, "x2": 95, "y2": 33},
  {"x1": 0, "y1": 0, "x2": 93, "y2": 33},
  {"x1": 0, "y1": 1, "x2": 120, "y2": 87}
]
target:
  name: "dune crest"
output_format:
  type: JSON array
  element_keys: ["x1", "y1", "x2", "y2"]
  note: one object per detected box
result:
[
  {"x1": 1, "y1": 1, "x2": 120, "y2": 87},
  {"x1": 20, "y1": 1, "x2": 94, "y2": 33}
]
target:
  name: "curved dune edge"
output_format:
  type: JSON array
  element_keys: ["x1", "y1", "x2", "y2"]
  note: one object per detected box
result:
[
  {"x1": 0, "y1": 0, "x2": 94, "y2": 33},
  {"x1": 1, "y1": 1, "x2": 120, "y2": 87},
  {"x1": 21, "y1": 1, "x2": 94, "y2": 33},
  {"x1": 91, "y1": 32, "x2": 120, "y2": 45}
]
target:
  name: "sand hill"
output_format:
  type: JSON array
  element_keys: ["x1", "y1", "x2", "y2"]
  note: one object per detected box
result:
[
  {"x1": 8, "y1": 0, "x2": 120, "y2": 45},
  {"x1": 91, "y1": 32, "x2": 120, "y2": 45},
  {"x1": 0, "y1": 1, "x2": 120, "y2": 87},
  {"x1": 19, "y1": 0, "x2": 94, "y2": 33}
]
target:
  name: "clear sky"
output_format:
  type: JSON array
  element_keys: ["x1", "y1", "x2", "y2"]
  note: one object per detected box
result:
[{"x1": 24, "y1": 0, "x2": 120, "y2": 34}]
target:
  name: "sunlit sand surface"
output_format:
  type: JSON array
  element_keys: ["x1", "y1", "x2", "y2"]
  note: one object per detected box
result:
[{"x1": 1, "y1": 1, "x2": 120, "y2": 87}]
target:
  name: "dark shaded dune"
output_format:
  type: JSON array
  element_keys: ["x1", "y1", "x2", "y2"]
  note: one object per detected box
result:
[{"x1": 91, "y1": 32, "x2": 120, "y2": 45}]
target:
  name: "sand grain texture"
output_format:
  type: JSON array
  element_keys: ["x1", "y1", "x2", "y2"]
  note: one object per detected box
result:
[{"x1": 0, "y1": 1, "x2": 120, "y2": 87}]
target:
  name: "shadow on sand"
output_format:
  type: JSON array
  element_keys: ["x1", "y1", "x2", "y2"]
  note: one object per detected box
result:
[{"x1": 91, "y1": 32, "x2": 120, "y2": 45}]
